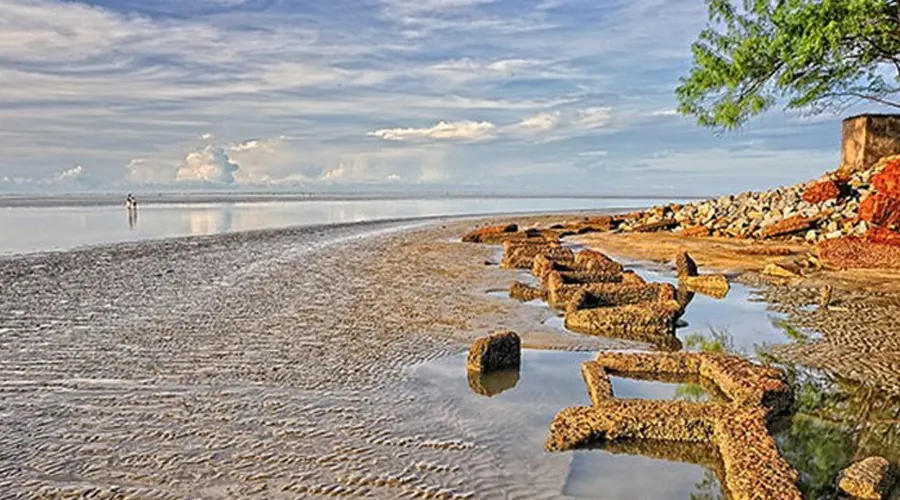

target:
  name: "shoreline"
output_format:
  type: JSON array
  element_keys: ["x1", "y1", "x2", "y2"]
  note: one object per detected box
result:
[
  {"x1": 0, "y1": 193, "x2": 697, "y2": 209},
  {"x1": 3, "y1": 210, "x2": 899, "y2": 497}
]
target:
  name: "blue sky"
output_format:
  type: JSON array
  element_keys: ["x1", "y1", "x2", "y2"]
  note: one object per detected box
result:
[{"x1": 0, "y1": 0, "x2": 861, "y2": 196}]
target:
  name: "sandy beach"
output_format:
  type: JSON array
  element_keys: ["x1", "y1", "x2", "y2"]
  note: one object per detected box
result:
[
  {"x1": 3, "y1": 213, "x2": 899, "y2": 498},
  {"x1": 0, "y1": 214, "x2": 641, "y2": 499}
]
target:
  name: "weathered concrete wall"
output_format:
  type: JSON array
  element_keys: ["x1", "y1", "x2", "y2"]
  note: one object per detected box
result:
[{"x1": 841, "y1": 115, "x2": 900, "y2": 173}]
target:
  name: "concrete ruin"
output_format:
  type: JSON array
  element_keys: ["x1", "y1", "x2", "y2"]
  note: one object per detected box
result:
[
  {"x1": 546, "y1": 351, "x2": 799, "y2": 500},
  {"x1": 841, "y1": 114, "x2": 900, "y2": 174}
]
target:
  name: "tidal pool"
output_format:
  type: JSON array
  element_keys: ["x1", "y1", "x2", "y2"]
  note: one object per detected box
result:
[{"x1": 408, "y1": 350, "x2": 725, "y2": 499}]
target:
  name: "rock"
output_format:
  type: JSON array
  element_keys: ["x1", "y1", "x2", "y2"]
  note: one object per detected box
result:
[
  {"x1": 509, "y1": 282, "x2": 545, "y2": 302},
  {"x1": 818, "y1": 237, "x2": 900, "y2": 269},
  {"x1": 632, "y1": 218, "x2": 678, "y2": 233},
  {"x1": 461, "y1": 223, "x2": 518, "y2": 243},
  {"x1": 680, "y1": 275, "x2": 730, "y2": 298},
  {"x1": 761, "y1": 215, "x2": 816, "y2": 239},
  {"x1": 867, "y1": 226, "x2": 900, "y2": 246},
  {"x1": 802, "y1": 180, "x2": 844, "y2": 204},
  {"x1": 762, "y1": 263, "x2": 800, "y2": 278},
  {"x1": 819, "y1": 285, "x2": 833, "y2": 311},
  {"x1": 681, "y1": 225, "x2": 711, "y2": 237},
  {"x1": 838, "y1": 456, "x2": 894, "y2": 500},
  {"x1": 675, "y1": 251, "x2": 698, "y2": 278},
  {"x1": 467, "y1": 331, "x2": 521, "y2": 373},
  {"x1": 872, "y1": 157, "x2": 900, "y2": 199},
  {"x1": 733, "y1": 246, "x2": 794, "y2": 256},
  {"x1": 859, "y1": 193, "x2": 900, "y2": 228}
]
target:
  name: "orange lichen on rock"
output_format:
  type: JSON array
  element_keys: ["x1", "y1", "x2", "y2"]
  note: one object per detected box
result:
[
  {"x1": 871, "y1": 158, "x2": 900, "y2": 199},
  {"x1": 818, "y1": 236, "x2": 900, "y2": 269},
  {"x1": 461, "y1": 223, "x2": 519, "y2": 243},
  {"x1": 866, "y1": 226, "x2": 900, "y2": 246},
  {"x1": 859, "y1": 193, "x2": 900, "y2": 227},
  {"x1": 802, "y1": 179, "x2": 844, "y2": 204}
]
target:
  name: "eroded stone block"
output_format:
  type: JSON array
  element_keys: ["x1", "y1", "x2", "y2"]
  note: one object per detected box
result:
[{"x1": 466, "y1": 330, "x2": 521, "y2": 373}]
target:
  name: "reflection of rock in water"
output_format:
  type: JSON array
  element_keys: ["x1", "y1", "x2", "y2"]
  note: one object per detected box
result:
[
  {"x1": 676, "y1": 286, "x2": 695, "y2": 311},
  {"x1": 467, "y1": 368, "x2": 520, "y2": 397},
  {"x1": 598, "y1": 439, "x2": 726, "y2": 485}
]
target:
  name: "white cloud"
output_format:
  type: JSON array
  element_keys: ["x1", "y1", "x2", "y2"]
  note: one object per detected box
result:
[
  {"x1": 518, "y1": 111, "x2": 564, "y2": 131},
  {"x1": 125, "y1": 158, "x2": 178, "y2": 184},
  {"x1": 382, "y1": 0, "x2": 498, "y2": 14},
  {"x1": 578, "y1": 150, "x2": 609, "y2": 157},
  {"x1": 176, "y1": 145, "x2": 240, "y2": 183},
  {"x1": 368, "y1": 120, "x2": 497, "y2": 142},
  {"x1": 53, "y1": 165, "x2": 86, "y2": 182}
]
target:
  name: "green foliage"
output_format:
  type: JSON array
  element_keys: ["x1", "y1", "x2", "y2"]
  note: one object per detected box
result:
[
  {"x1": 683, "y1": 326, "x2": 737, "y2": 354},
  {"x1": 677, "y1": 0, "x2": 900, "y2": 129}
]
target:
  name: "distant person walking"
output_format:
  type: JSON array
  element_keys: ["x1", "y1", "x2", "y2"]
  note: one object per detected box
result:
[{"x1": 125, "y1": 193, "x2": 138, "y2": 211}]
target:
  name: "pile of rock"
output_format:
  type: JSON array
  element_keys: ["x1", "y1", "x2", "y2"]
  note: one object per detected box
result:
[
  {"x1": 616, "y1": 155, "x2": 900, "y2": 244},
  {"x1": 545, "y1": 351, "x2": 799, "y2": 500}
]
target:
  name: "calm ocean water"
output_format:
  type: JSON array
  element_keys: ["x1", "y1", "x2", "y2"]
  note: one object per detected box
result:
[{"x1": 0, "y1": 196, "x2": 663, "y2": 255}]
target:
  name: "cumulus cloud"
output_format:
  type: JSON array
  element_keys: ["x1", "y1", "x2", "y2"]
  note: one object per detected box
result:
[
  {"x1": 53, "y1": 165, "x2": 86, "y2": 182},
  {"x1": 518, "y1": 111, "x2": 564, "y2": 131},
  {"x1": 176, "y1": 145, "x2": 240, "y2": 183},
  {"x1": 368, "y1": 120, "x2": 497, "y2": 142}
]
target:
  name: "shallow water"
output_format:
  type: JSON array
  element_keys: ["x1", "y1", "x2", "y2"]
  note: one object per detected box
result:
[
  {"x1": 407, "y1": 350, "x2": 725, "y2": 499},
  {"x1": 0, "y1": 196, "x2": 654, "y2": 255}
]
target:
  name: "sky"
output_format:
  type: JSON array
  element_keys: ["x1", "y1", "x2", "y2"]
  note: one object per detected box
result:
[{"x1": 0, "y1": 0, "x2": 866, "y2": 196}]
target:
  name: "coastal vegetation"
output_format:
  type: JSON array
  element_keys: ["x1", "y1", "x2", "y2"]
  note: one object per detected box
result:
[{"x1": 677, "y1": 0, "x2": 900, "y2": 129}]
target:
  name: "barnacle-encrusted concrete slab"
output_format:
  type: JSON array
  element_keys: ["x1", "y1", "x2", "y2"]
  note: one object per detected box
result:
[
  {"x1": 547, "y1": 351, "x2": 800, "y2": 500},
  {"x1": 564, "y1": 302, "x2": 683, "y2": 351},
  {"x1": 839, "y1": 456, "x2": 894, "y2": 500},
  {"x1": 466, "y1": 330, "x2": 521, "y2": 373},
  {"x1": 508, "y1": 282, "x2": 546, "y2": 302}
]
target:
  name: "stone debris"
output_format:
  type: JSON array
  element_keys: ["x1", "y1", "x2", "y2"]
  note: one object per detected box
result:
[
  {"x1": 818, "y1": 284, "x2": 833, "y2": 311},
  {"x1": 508, "y1": 282, "x2": 545, "y2": 302},
  {"x1": 564, "y1": 283, "x2": 676, "y2": 313},
  {"x1": 611, "y1": 155, "x2": 900, "y2": 246},
  {"x1": 565, "y1": 302, "x2": 682, "y2": 340},
  {"x1": 466, "y1": 331, "x2": 521, "y2": 373},
  {"x1": 461, "y1": 224, "x2": 519, "y2": 243},
  {"x1": 546, "y1": 351, "x2": 799, "y2": 500},
  {"x1": 762, "y1": 263, "x2": 801, "y2": 278},
  {"x1": 818, "y1": 237, "x2": 900, "y2": 269},
  {"x1": 838, "y1": 456, "x2": 894, "y2": 500},
  {"x1": 675, "y1": 251, "x2": 698, "y2": 278},
  {"x1": 680, "y1": 275, "x2": 730, "y2": 298}
]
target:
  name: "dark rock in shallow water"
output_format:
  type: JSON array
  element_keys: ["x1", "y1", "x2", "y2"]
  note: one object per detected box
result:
[{"x1": 467, "y1": 330, "x2": 521, "y2": 373}]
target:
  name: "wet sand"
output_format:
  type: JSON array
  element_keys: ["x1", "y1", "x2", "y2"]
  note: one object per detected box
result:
[
  {"x1": 3, "y1": 214, "x2": 899, "y2": 498},
  {"x1": 0, "y1": 215, "x2": 639, "y2": 499}
]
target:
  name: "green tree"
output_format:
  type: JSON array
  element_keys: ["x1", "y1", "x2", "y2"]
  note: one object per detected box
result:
[{"x1": 677, "y1": 0, "x2": 900, "y2": 129}]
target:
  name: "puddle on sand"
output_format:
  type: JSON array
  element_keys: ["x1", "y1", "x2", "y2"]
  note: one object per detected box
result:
[
  {"x1": 408, "y1": 350, "x2": 725, "y2": 499},
  {"x1": 622, "y1": 261, "x2": 800, "y2": 356}
]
